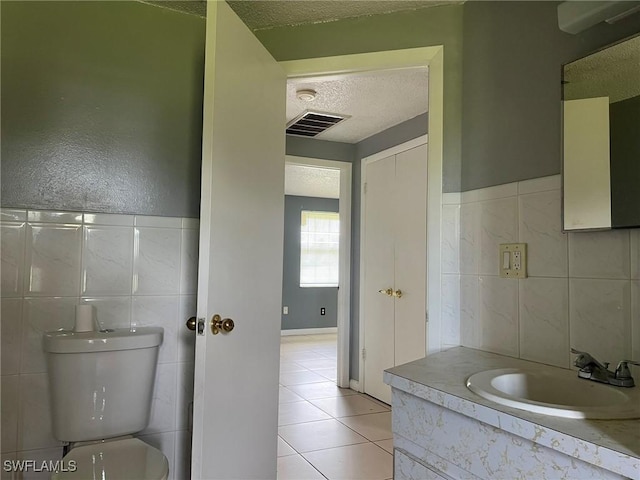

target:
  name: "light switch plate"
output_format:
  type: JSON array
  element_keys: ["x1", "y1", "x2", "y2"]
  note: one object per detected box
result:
[{"x1": 499, "y1": 243, "x2": 527, "y2": 278}]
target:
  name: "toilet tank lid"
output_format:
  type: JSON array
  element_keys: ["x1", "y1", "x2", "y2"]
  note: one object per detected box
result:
[{"x1": 43, "y1": 327, "x2": 164, "y2": 353}]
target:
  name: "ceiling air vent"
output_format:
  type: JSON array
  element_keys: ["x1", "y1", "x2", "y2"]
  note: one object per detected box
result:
[{"x1": 286, "y1": 111, "x2": 348, "y2": 138}]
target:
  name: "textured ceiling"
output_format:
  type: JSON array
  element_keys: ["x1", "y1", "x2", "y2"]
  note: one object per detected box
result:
[
  {"x1": 285, "y1": 164, "x2": 341, "y2": 198},
  {"x1": 228, "y1": 0, "x2": 461, "y2": 30},
  {"x1": 564, "y1": 35, "x2": 640, "y2": 103},
  {"x1": 139, "y1": 1, "x2": 462, "y2": 30},
  {"x1": 288, "y1": 68, "x2": 429, "y2": 143}
]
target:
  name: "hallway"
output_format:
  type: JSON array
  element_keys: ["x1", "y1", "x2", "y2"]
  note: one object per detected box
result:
[{"x1": 277, "y1": 334, "x2": 393, "y2": 480}]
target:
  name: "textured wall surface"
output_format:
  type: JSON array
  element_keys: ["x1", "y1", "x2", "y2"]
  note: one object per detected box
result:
[
  {"x1": 1, "y1": 1, "x2": 205, "y2": 217},
  {"x1": 282, "y1": 196, "x2": 339, "y2": 330}
]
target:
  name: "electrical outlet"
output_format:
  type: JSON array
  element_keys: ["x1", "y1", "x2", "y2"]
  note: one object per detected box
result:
[
  {"x1": 499, "y1": 243, "x2": 527, "y2": 278},
  {"x1": 320, "y1": 307, "x2": 326, "y2": 315},
  {"x1": 283, "y1": 306, "x2": 288, "y2": 315}
]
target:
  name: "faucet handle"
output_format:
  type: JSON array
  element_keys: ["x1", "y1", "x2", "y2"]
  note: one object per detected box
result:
[{"x1": 615, "y1": 360, "x2": 640, "y2": 378}]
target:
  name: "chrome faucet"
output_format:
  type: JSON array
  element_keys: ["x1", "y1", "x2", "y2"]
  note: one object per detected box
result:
[{"x1": 571, "y1": 348, "x2": 640, "y2": 387}]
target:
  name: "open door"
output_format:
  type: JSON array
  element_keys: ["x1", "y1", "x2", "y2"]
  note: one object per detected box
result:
[{"x1": 190, "y1": 2, "x2": 286, "y2": 478}]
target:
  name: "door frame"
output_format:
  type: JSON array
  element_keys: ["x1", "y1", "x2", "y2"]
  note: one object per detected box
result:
[
  {"x1": 284, "y1": 156, "x2": 352, "y2": 388},
  {"x1": 281, "y1": 45, "x2": 445, "y2": 390}
]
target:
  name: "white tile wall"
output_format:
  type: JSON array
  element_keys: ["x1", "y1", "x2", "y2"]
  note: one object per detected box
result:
[
  {"x1": 2, "y1": 375, "x2": 19, "y2": 453},
  {"x1": 569, "y1": 279, "x2": 631, "y2": 365},
  {"x1": 25, "y1": 224, "x2": 82, "y2": 296},
  {"x1": 568, "y1": 230, "x2": 630, "y2": 279},
  {"x1": 82, "y1": 226, "x2": 134, "y2": 295},
  {"x1": 441, "y1": 274, "x2": 461, "y2": 347},
  {"x1": 133, "y1": 227, "x2": 182, "y2": 295},
  {"x1": 1, "y1": 222, "x2": 25, "y2": 297},
  {"x1": 442, "y1": 175, "x2": 639, "y2": 371},
  {"x1": 518, "y1": 190, "x2": 567, "y2": 277},
  {"x1": 459, "y1": 275, "x2": 479, "y2": 349},
  {"x1": 479, "y1": 198, "x2": 518, "y2": 276},
  {"x1": 441, "y1": 205, "x2": 460, "y2": 274},
  {"x1": 1, "y1": 299, "x2": 22, "y2": 375},
  {"x1": 478, "y1": 276, "x2": 518, "y2": 356},
  {"x1": 459, "y1": 203, "x2": 480, "y2": 275},
  {"x1": 519, "y1": 278, "x2": 569, "y2": 367},
  {"x1": 0, "y1": 208, "x2": 199, "y2": 472}
]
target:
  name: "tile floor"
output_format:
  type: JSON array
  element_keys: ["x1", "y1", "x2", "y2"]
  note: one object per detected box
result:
[{"x1": 277, "y1": 334, "x2": 394, "y2": 480}]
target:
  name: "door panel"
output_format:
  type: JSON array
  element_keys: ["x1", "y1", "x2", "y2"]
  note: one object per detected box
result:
[
  {"x1": 363, "y1": 155, "x2": 396, "y2": 404},
  {"x1": 394, "y1": 145, "x2": 427, "y2": 366},
  {"x1": 191, "y1": 2, "x2": 285, "y2": 478}
]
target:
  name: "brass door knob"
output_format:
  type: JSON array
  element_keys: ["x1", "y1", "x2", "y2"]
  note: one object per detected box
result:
[
  {"x1": 211, "y1": 314, "x2": 235, "y2": 335},
  {"x1": 393, "y1": 289, "x2": 403, "y2": 298},
  {"x1": 378, "y1": 288, "x2": 393, "y2": 297},
  {"x1": 186, "y1": 317, "x2": 197, "y2": 331}
]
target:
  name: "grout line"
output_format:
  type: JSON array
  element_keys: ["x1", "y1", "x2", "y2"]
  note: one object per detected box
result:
[{"x1": 278, "y1": 335, "x2": 392, "y2": 479}]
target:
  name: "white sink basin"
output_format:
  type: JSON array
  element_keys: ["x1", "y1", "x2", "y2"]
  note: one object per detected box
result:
[{"x1": 466, "y1": 368, "x2": 640, "y2": 419}]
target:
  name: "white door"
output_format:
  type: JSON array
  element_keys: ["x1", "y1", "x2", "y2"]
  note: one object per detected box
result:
[
  {"x1": 362, "y1": 144, "x2": 427, "y2": 404},
  {"x1": 394, "y1": 145, "x2": 427, "y2": 366},
  {"x1": 191, "y1": 2, "x2": 285, "y2": 479},
  {"x1": 362, "y1": 154, "x2": 396, "y2": 403}
]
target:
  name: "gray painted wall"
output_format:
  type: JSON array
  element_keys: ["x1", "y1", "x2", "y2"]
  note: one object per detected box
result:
[
  {"x1": 461, "y1": 1, "x2": 640, "y2": 192},
  {"x1": 1, "y1": 1, "x2": 205, "y2": 217},
  {"x1": 356, "y1": 113, "x2": 428, "y2": 159},
  {"x1": 286, "y1": 136, "x2": 356, "y2": 162},
  {"x1": 282, "y1": 196, "x2": 339, "y2": 330}
]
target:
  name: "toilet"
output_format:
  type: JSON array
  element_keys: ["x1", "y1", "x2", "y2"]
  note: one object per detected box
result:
[{"x1": 43, "y1": 324, "x2": 169, "y2": 480}]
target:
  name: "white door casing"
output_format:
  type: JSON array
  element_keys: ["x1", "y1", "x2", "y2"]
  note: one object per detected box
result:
[
  {"x1": 191, "y1": 2, "x2": 285, "y2": 478},
  {"x1": 281, "y1": 47, "x2": 444, "y2": 389}
]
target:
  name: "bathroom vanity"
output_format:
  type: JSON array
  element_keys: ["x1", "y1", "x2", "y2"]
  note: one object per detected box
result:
[{"x1": 384, "y1": 347, "x2": 640, "y2": 480}]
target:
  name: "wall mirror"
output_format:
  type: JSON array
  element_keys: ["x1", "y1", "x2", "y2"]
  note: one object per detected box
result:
[{"x1": 562, "y1": 34, "x2": 640, "y2": 231}]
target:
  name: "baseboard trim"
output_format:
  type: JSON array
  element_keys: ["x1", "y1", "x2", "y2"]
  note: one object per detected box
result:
[
  {"x1": 349, "y1": 379, "x2": 362, "y2": 392},
  {"x1": 281, "y1": 327, "x2": 338, "y2": 336}
]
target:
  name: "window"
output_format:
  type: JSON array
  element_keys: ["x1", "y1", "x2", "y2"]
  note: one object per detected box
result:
[{"x1": 300, "y1": 210, "x2": 340, "y2": 287}]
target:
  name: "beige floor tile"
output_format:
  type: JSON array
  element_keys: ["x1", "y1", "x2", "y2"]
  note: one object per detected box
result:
[
  {"x1": 280, "y1": 370, "x2": 330, "y2": 386},
  {"x1": 314, "y1": 368, "x2": 338, "y2": 382},
  {"x1": 310, "y1": 394, "x2": 389, "y2": 418},
  {"x1": 280, "y1": 361, "x2": 309, "y2": 374},
  {"x1": 278, "y1": 401, "x2": 332, "y2": 426},
  {"x1": 277, "y1": 454, "x2": 326, "y2": 480},
  {"x1": 279, "y1": 419, "x2": 368, "y2": 453},
  {"x1": 281, "y1": 350, "x2": 327, "y2": 362},
  {"x1": 278, "y1": 436, "x2": 297, "y2": 457},
  {"x1": 279, "y1": 386, "x2": 305, "y2": 404},
  {"x1": 337, "y1": 412, "x2": 392, "y2": 441},
  {"x1": 295, "y1": 358, "x2": 337, "y2": 370},
  {"x1": 374, "y1": 439, "x2": 394, "y2": 454},
  {"x1": 287, "y1": 382, "x2": 357, "y2": 401},
  {"x1": 303, "y1": 443, "x2": 392, "y2": 480}
]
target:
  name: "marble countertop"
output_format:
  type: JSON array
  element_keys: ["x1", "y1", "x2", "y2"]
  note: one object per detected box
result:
[{"x1": 384, "y1": 347, "x2": 640, "y2": 479}]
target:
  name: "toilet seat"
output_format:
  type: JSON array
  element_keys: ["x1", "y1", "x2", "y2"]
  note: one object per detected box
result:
[{"x1": 52, "y1": 437, "x2": 169, "y2": 480}]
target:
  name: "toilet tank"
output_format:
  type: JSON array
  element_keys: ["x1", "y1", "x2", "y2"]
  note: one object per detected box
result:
[{"x1": 43, "y1": 327, "x2": 163, "y2": 442}]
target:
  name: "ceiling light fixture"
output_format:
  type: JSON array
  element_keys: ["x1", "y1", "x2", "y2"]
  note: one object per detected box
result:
[{"x1": 296, "y1": 89, "x2": 317, "y2": 101}]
